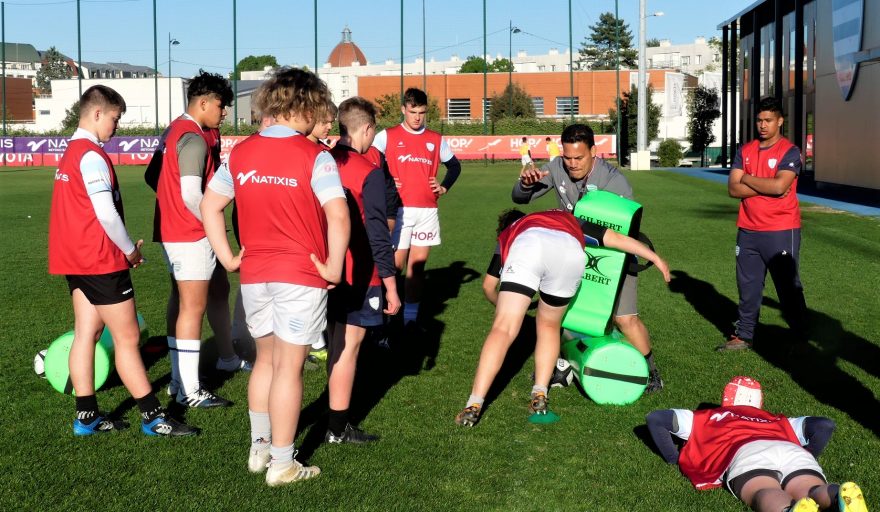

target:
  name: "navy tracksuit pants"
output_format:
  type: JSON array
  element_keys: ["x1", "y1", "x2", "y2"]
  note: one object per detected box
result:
[{"x1": 735, "y1": 228, "x2": 808, "y2": 341}]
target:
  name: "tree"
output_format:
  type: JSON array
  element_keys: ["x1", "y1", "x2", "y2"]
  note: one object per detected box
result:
[
  {"x1": 687, "y1": 84, "x2": 721, "y2": 166},
  {"x1": 458, "y1": 56, "x2": 513, "y2": 74},
  {"x1": 488, "y1": 83, "x2": 535, "y2": 122},
  {"x1": 646, "y1": 38, "x2": 661, "y2": 48},
  {"x1": 233, "y1": 55, "x2": 278, "y2": 80},
  {"x1": 61, "y1": 101, "x2": 80, "y2": 134},
  {"x1": 577, "y1": 12, "x2": 637, "y2": 70},
  {"x1": 702, "y1": 36, "x2": 722, "y2": 73},
  {"x1": 36, "y1": 46, "x2": 74, "y2": 94},
  {"x1": 373, "y1": 92, "x2": 441, "y2": 127},
  {"x1": 608, "y1": 84, "x2": 661, "y2": 161}
]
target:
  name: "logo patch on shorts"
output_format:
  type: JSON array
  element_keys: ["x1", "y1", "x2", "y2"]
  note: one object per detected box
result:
[
  {"x1": 369, "y1": 297, "x2": 380, "y2": 310},
  {"x1": 172, "y1": 262, "x2": 182, "y2": 273},
  {"x1": 288, "y1": 318, "x2": 304, "y2": 332},
  {"x1": 735, "y1": 245, "x2": 740, "y2": 257}
]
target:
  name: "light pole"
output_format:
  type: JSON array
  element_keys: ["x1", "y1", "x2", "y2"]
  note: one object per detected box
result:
[
  {"x1": 635, "y1": 0, "x2": 663, "y2": 169},
  {"x1": 168, "y1": 33, "x2": 179, "y2": 125},
  {"x1": 508, "y1": 21, "x2": 520, "y2": 116}
]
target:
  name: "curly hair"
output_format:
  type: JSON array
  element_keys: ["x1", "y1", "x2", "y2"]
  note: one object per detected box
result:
[
  {"x1": 253, "y1": 67, "x2": 331, "y2": 123},
  {"x1": 496, "y1": 208, "x2": 526, "y2": 235},
  {"x1": 186, "y1": 70, "x2": 233, "y2": 107}
]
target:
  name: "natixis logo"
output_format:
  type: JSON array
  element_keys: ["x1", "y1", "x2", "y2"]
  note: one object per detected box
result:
[{"x1": 832, "y1": 0, "x2": 864, "y2": 101}]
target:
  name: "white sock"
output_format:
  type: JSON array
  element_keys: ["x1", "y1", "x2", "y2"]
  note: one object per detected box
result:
[
  {"x1": 176, "y1": 338, "x2": 201, "y2": 395},
  {"x1": 249, "y1": 410, "x2": 271, "y2": 447},
  {"x1": 269, "y1": 443, "x2": 295, "y2": 467},
  {"x1": 167, "y1": 336, "x2": 179, "y2": 386}
]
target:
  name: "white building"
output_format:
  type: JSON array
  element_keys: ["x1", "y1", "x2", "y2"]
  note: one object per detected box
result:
[{"x1": 647, "y1": 37, "x2": 720, "y2": 75}]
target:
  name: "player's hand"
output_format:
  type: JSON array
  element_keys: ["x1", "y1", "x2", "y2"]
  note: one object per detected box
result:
[
  {"x1": 654, "y1": 257, "x2": 671, "y2": 283},
  {"x1": 520, "y1": 167, "x2": 549, "y2": 186},
  {"x1": 384, "y1": 289, "x2": 401, "y2": 315},
  {"x1": 429, "y1": 177, "x2": 447, "y2": 196},
  {"x1": 310, "y1": 253, "x2": 342, "y2": 286},
  {"x1": 126, "y1": 240, "x2": 145, "y2": 268},
  {"x1": 226, "y1": 247, "x2": 244, "y2": 273}
]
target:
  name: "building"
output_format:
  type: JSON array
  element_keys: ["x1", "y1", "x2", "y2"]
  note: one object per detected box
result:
[
  {"x1": 2, "y1": 43, "x2": 42, "y2": 86},
  {"x1": 81, "y1": 62, "x2": 157, "y2": 79},
  {"x1": 718, "y1": 0, "x2": 880, "y2": 190},
  {"x1": 647, "y1": 37, "x2": 720, "y2": 75}
]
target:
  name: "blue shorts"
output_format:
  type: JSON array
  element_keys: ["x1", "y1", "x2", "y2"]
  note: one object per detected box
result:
[{"x1": 328, "y1": 283, "x2": 384, "y2": 327}]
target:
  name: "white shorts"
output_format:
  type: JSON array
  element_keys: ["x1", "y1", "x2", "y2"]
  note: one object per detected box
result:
[
  {"x1": 521, "y1": 155, "x2": 532, "y2": 165},
  {"x1": 392, "y1": 206, "x2": 441, "y2": 250},
  {"x1": 241, "y1": 283, "x2": 327, "y2": 346},
  {"x1": 500, "y1": 228, "x2": 586, "y2": 299},
  {"x1": 161, "y1": 238, "x2": 217, "y2": 281},
  {"x1": 725, "y1": 440, "x2": 825, "y2": 491}
]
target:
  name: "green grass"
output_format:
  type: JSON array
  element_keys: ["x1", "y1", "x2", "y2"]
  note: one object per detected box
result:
[{"x1": 1, "y1": 163, "x2": 878, "y2": 511}]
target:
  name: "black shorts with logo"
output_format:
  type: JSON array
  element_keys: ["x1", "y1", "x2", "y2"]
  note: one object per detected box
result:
[{"x1": 66, "y1": 269, "x2": 135, "y2": 305}]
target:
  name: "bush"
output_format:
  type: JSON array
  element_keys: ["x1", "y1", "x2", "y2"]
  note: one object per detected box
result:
[{"x1": 657, "y1": 139, "x2": 683, "y2": 167}]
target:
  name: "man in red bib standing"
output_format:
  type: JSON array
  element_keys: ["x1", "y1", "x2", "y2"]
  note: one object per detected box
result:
[
  {"x1": 154, "y1": 71, "x2": 239, "y2": 408},
  {"x1": 721, "y1": 97, "x2": 808, "y2": 352},
  {"x1": 371, "y1": 88, "x2": 461, "y2": 330}
]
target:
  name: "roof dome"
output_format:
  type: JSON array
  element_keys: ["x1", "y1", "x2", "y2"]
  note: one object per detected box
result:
[{"x1": 327, "y1": 26, "x2": 367, "y2": 67}]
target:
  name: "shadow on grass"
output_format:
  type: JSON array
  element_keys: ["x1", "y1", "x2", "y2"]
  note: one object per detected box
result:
[
  {"x1": 668, "y1": 270, "x2": 880, "y2": 437},
  {"x1": 295, "y1": 260, "x2": 480, "y2": 461},
  {"x1": 481, "y1": 316, "x2": 537, "y2": 415}
]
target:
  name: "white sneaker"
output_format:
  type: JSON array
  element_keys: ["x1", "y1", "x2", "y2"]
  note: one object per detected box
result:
[
  {"x1": 175, "y1": 387, "x2": 232, "y2": 408},
  {"x1": 248, "y1": 445, "x2": 271, "y2": 473},
  {"x1": 265, "y1": 459, "x2": 320, "y2": 486}
]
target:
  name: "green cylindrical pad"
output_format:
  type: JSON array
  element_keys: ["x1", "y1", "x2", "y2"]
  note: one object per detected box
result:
[
  {"x1": 562, "y1": 334, "x2": 648, "y2": 405},
  {"x1": 44, "y1": 330, "x2": 115, "y2": 395}
]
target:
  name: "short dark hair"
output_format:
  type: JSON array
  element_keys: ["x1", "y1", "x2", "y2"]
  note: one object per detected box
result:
[
  {"x1": 545, "y1": 137, "x2": 551, "y2": 142},
  {"x1": 79, "y1": 85, "x2": 126, "y2": 116},
  {"x1": 187, "y1": 70, "x2": 234, "y2": 107},
  {"x1": 757, "y1": 96, "x2": 784, "y2": 117},
  {"x1": 337, "y1": 96, "x2": 377, "y2": 137},
  {"x1": 402, "y1": 87, "x2": 428, "y2": 107},
  {"x1": 496, "y1": 208, "x2": 526, "y2": 235},
  {"x1": 561, "y1": 123, "x2": 595, "y2": 148}
]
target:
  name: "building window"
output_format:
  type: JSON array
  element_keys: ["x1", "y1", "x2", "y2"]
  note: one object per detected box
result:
[
  {"x1": 696, "y1": 55, "x2": 702, "y2": 65},
  {"x1": 556, "y1": 96, "x2": 578, "y2": 116},
  {"x1": 682, "y1": 56, "x2": 690, "y2": 66},
  {"x1": 39, "y1": 110, "x2": 50, "y2": 115},
  {"x1": 447, "y1": 98, "x2": 471, "y2": 119},
  {"x1": 341, "y1": 89, "x2": 349, "y2": 97},
  {"x1": 531, "y1": 97, "x2": 544, "y2": 116}
]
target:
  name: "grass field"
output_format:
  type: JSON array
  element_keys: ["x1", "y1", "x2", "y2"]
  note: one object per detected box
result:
[{"x1": 2, "y1": 163, "x2": 878, "y2": 512}]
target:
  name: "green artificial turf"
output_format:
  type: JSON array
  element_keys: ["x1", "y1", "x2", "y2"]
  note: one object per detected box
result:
[{"x1": 1, "y1": 163, "x2": 877, "y2": 511}]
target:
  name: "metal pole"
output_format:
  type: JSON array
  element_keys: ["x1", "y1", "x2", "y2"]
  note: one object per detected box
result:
[
  {"x1": 313, "y1": 0, "x2": 318, "y2": 71},
  {"x1": 721, "y1": 25, "x2": 728, "y2": 166},
  {"x1": 508, "y1": 20, "x2": 512, "y2": 116},
  {"x1": 76, "y1": 0, "x2": 82, "y2": 98},
  {"x1": 168, "y1": 33, "x2": 172, "y2": 125},
  {"x1": 637, "y1": 0, "x2": 647, "y2": 154},
  {"x1": 482, "y1": 0, "x2": 487, "y2": 134},
  {"x1": 400, "y1": 0, "x2": 404, "y2": 105},
  {"x1": 568, "y1": 0, "x2": 574, "y2": 121},
  {"x1": 615, "y1": 0, "x2": 621, "y2": 161},
  {"x1": 153, "y1": 0, "x2": 158, "y2": 131},
  {"x1": 422, "y1": 0, "x2": 426, "y2": 92},
  {"x1": 233, "y1": 0, "x2": 238, "y2": 134},
  {"x1": 2, "y1": 1, "x2": 6, "y2": 136}
]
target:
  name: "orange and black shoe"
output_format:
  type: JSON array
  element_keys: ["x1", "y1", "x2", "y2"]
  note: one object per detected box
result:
[
  {"x1": 529, "y1": 392, "x2": 549, "y2": 415},
  {"x1": 716, "y1": 334, "x2": 752, "y2": 352},
  {"x1": 455, "y1": 404, "x2": 482, "y2": 427}
]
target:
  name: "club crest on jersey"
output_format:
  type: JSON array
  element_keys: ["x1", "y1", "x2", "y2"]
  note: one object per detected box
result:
[
  {"x1": 426, "y1": 142, "x2": 435, "y2": 152},
  {"x1": 768, "y1": 158, "x2": 778, "y2": 169}
]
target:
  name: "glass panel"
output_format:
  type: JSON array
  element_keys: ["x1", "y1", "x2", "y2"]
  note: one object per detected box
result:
[
  {"x1": 447, "y1": 98, "x2": 471, "y2": 119},
  {"x1": 532, "y1": 97, "x2": 544, "y2": 116}
]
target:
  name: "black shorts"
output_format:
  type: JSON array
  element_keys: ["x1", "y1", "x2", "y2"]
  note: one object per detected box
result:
[
  {"x1": 66, "y1": 270, "x2": 135, "y2": 305},
  {"x1": 328, "y1": 283, "x2": 384, "y2": 327}
]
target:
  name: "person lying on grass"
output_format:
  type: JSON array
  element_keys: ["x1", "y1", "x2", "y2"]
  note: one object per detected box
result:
[
  {"x1": 645, "y1": 376, "x2": 868, "y2": 512},
  {"x1": 456, "y1": 208, "x2": 670, "y2": 426}
]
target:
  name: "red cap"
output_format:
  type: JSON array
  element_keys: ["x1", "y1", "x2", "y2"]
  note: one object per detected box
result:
[{"x1": 722, "y1": 376, "x2": 763, "y2": 408}]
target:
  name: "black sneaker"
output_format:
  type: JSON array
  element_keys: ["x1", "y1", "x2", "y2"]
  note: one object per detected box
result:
[
  {"x1": 141, "y1": 413, "x2": 199, "y2": 437},
  {"x1": 324, "y1": 423, "x2": 378, "y2": 444},
  {"x1": 176, "y1": 387, "x2": 232, "y2": 408},
  {"x1": 645, "y1": 369, "x2": 664, "y2": 393}
]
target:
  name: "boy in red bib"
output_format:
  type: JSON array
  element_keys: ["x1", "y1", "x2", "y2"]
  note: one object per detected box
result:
[
  {"x1": 202, "y1": 68, "x2": 349, "y2": 486},
  {"x1": 49, "y1": 85, "x2": 196, "y2": 437},
  {"x1": 646, "y1": 376, "x2": 868, "y2": 512}
]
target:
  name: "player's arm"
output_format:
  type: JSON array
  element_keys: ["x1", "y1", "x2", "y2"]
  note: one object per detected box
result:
[
  {"x1": 178, "y1": 132, "x2": 208, "y2": 220},
  {"x1": 431, "y1": 140, "x2": 461, "y2": 196},
  {"x1": 482, "y1": 248, "x2": 502, "y2": 305},
  {"x1": 81, "y1": 151, "x2": 142, "y2": 267},
  {"x1": 790, "y1": 416, "x2": 836, "y2": 458},
  {"x1": 740, "y1": 147, "x2": 802, "y2": 197},
  {"x1": 580, "y1": 220, "x2": 671, "y2": 282},
  {"x1": 364, "y1": 169, "x2": 400, "y2": 315},
  {"x1": 511, "y1": 163, "x2": 552, "y2": 204},
  {"x1": 727, "y1": 147, "x2": 759, "y2": 198},
  {"x1": 308, "y1": 153, "x2": 350, "y2": 285},
  {"x1": 646, "y1": 410, "x2": 681, "y2": 464},
  {"x1": 201, "y1": 163, "x2": 240, "y2": 272},
  {"x1": 603, "y1": 169, "x2": 635, "y2": 200}
]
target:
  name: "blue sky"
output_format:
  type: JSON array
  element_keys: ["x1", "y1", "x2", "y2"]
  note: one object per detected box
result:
[{"x1": 5, "y1": 0, "x2": 755, "y2": 78}]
